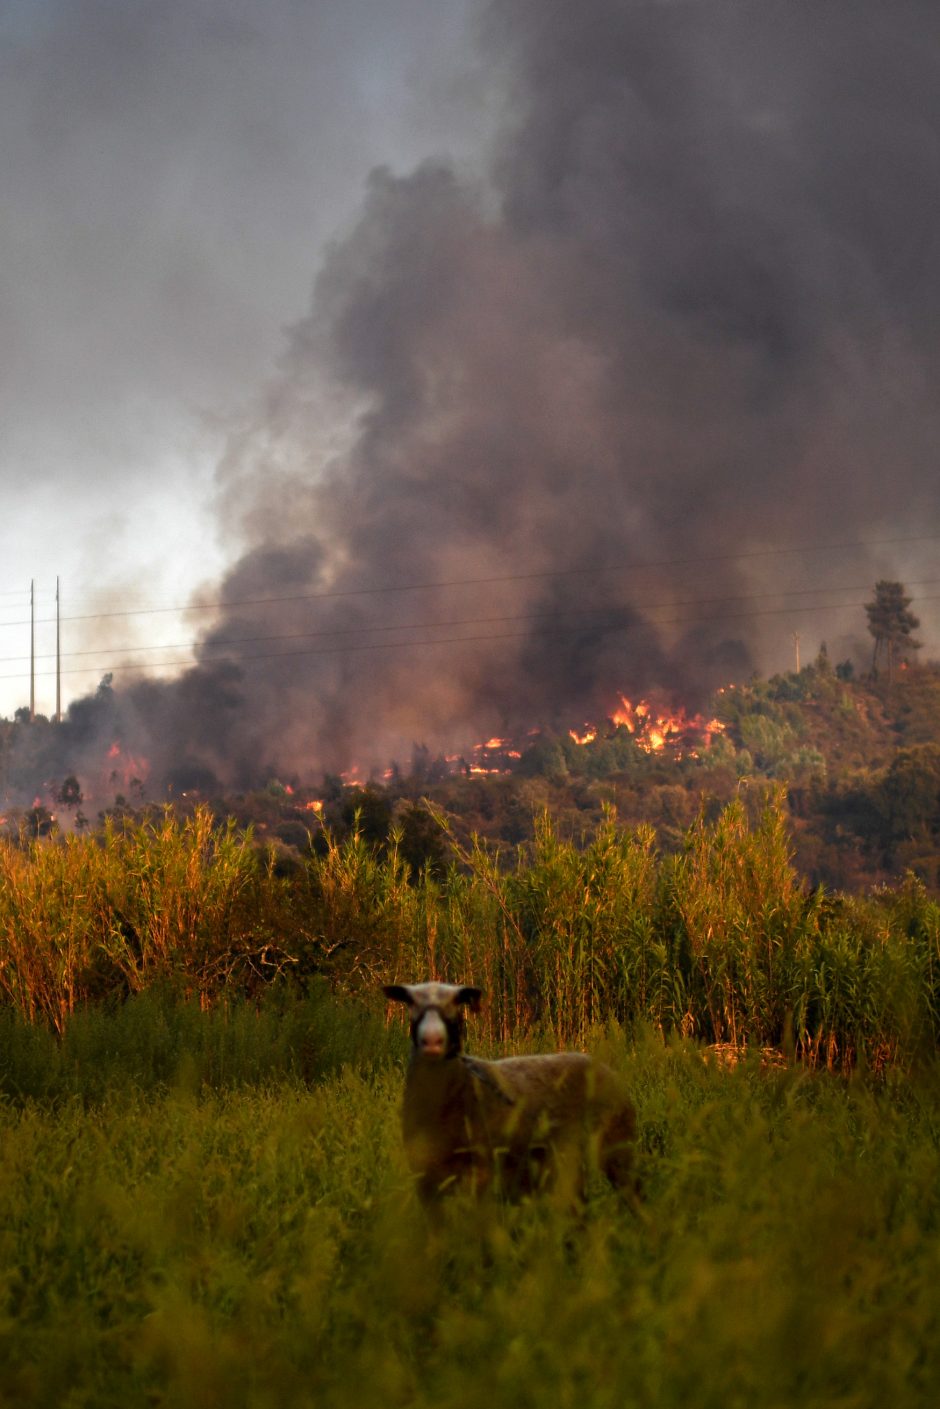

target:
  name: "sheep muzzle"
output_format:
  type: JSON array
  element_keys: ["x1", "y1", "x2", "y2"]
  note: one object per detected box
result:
[{"x1": 414, "y1": 1007, "x2": 448, "y2": 1058}]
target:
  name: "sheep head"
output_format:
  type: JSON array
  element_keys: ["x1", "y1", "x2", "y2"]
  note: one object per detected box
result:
[{"x1": 383, "y1": 981, "x2": 482, "y2": 1062}]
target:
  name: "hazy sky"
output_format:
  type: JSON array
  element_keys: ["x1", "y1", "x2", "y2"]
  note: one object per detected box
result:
[
  {"x1": 2, "y1": 0, "x2": 938, "y2": 768},
  {"x1": 0, "y1": 0, "x2": 486, "y2": 717}
]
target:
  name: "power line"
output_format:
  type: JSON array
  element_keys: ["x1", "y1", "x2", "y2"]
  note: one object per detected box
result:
[
  {"x1": 7, "y1": 530, "x2": 940, "y2": 628},
  {"x1": 6, "y1": 590, "x2": 940, "y2": 684},
  {"x1": 5, "y1": 576, "x2": 940, "y2": 668}
]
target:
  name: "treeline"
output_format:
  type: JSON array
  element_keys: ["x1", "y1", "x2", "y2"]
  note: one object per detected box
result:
[
  {"x1": 1, "y1": 800, "x2": 937, "y2": 1070},
  {"x1": 213, "y1": 660, "x2": 940, "y2": 894}
]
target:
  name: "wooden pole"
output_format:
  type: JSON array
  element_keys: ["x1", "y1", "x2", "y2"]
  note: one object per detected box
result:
[
  {"x1": 29, "y1": 578, "x2": 35, "y2": 722},
  {"x1": 56, "y1": 577, "x2": 61, "y2": 724}
]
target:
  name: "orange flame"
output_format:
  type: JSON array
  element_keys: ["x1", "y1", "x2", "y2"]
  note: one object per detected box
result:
[
  {"x1": 569, "y1": 727, "x2": 597, "y2": 745},
  {"x1": 607, "y1": 696, "x2": 723, "y2": 755},
  {"x1": 611, "y1": 697, "x2": 639, "y2": 732}
]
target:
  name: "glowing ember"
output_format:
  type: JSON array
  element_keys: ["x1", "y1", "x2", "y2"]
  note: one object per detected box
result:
[
  {"x1": 305, "y1": 799, "x2": 324, "y2": 813},
  {"x1": 475, "y1": 737, "x2": 508, "y2": 750}
]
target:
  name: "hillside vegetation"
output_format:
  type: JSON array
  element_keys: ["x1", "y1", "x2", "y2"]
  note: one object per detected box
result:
[
  {"x1": 4, "y1": 660, "x2": 940, "y2": 894},
  {"x1": 172, "y1": 661, "x2": 940, "y2": 894}
]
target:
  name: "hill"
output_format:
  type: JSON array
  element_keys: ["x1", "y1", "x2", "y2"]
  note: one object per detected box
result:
[{"x1": 4, "y1": 660, "x2": 940, "y2": 893}]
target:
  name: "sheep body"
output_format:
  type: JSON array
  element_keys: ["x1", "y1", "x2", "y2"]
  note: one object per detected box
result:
[{"x1": 384, "y1": 982, "x2": 636, "y2": 1202}]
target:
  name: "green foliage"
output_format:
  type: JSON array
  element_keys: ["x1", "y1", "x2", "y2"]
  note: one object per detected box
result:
[
  {"x1": 738, "y1": 712, "x2": 796, "y2": 771},
  {"x1": 878, "y1": 745, "x2": 940, "y2": 843},
  {"x1": 517, "y1": 736, "x2": 570, "y2": 783},
  {"x1": 0, "y1": 1014, "x2": 938, "y2": 1408},
  {"x1": 0, "y1": 986, "x2": 399, "y2": 1105}
]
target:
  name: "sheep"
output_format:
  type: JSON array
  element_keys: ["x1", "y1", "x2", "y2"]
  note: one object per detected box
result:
[{"x1": 383, "y1": 981, "x2": 637, "y2": 1204}]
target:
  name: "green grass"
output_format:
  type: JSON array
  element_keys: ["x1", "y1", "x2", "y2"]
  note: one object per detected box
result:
[
  {"x1": 0, "y1": 999, "x2": 938, "y2": 1408},
  {"x1": 0, "y1": 985, "x2": 400, "y2": 1105}
]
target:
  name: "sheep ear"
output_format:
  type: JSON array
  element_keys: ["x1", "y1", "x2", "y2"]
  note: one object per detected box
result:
[
  {"x1": 456, "y1": 986, "x2": 483, "y2": 1014},
  {"x1": 383, "y1": 984, "x2": 414, "y2": 1007}
]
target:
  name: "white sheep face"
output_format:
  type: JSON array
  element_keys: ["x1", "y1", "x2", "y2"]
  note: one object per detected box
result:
[{"x1": 383, "y1": 982, "x2": 482, "y2": 1062}]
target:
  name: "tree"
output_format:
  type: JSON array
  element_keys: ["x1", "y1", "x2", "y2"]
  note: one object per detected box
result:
[
  {"x1": 865, "y1": 580, "x2": 921, "y2": 682},
  {"x1": 23, "y1": 804, "x2": 55, "y2": 839},
  {"x1": 876, "y1": 744, "x2": 940, "y2": 843},
  {"x1": 56, "y1": 775, "x2": 83, "y2": 809}
]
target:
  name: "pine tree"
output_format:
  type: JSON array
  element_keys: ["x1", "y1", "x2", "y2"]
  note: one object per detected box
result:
[{"x1": 865, "y1": 580, "x2": 921, "y2": 682}]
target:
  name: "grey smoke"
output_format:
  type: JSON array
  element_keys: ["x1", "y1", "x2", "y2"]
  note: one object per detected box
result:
[{"x1": 11, "y1": 0, "x2": 940, "y2": 795}]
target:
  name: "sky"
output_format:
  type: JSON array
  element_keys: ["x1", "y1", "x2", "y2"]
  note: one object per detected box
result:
[
  {"x1": 2, "y1": 0, "x2": 939, "y2": 790},
  {"x1": 0, "y1": 0, "x2": 489, "y2": 718}
]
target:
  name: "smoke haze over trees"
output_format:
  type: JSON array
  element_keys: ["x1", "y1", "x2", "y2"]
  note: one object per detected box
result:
[{"x1": 6, "y1": 0, "x2": 940, "y2": 795}]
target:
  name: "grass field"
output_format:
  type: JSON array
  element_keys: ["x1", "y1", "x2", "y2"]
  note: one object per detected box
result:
[{"x1": 1, "y1": 992, "x2": 938, "y2": 1408}]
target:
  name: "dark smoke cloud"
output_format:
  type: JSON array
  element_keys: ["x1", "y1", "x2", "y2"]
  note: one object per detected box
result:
[{"x1": 10, "y1": 0, "x2": 940, "y2": 797}]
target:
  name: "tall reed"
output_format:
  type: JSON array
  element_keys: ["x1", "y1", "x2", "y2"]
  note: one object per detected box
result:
[
  {"x1": 1, "y1": 797, "x2": 937, "y2": 1069},
  {"x1": 0, "y1": 807, "x2": 287, "y2": 1029}
]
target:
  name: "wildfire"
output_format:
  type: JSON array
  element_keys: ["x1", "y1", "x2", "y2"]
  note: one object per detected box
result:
[
  {"x1": 105, "y1": 741, "x2": 151, "y2": 784},
  {"x1": 609, "y1": 697, "x2": 682, "y2": 751},
  {"x1": 569, "y1": 727, "x2": 597, "y2": 745},
  {"x1": 463, "y1": 693, "x2": 726, "y2": 769},
  {"x1": 304, "y1": 799, "x2": 324, "y2": 813},
  {"x1": 603, "y1": 696, "x2": 727, "y2": 756},
  {"x1": 467, "y1": 734, "x2": 515, "y2": 776}
]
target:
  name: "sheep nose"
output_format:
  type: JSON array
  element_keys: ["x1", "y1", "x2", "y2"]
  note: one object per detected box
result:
[{"x1": 416, "y1": 1010, "x2": 448, "y2": 1056}]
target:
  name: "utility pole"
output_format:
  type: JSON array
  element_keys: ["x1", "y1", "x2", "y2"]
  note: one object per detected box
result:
[
  {"x1": 55, "y1": 577, "x2": 62, "y2": 724},
  {"x1": 29, "y1": 578, "x2": 35, "y2": 722},
  {"x1": 792, "y1": 631, "x2": 801, "y2": 674}
]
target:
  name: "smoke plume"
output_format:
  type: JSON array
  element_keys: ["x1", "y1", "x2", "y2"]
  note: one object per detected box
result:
[{"x1": 12, "y1": 0, "x2": 940, "y2": 796}]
